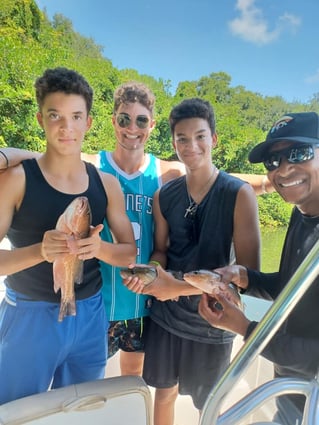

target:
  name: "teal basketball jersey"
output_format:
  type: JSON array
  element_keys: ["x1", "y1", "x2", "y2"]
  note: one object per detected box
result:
[{"x1": 99, "y1": 151, "x2": 162, "y2": 320}]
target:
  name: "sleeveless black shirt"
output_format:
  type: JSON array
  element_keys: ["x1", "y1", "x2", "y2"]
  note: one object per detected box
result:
[
  {"x1": 151, "y1": 171, "x2": 245, "y2": 344},
  {"x1": 6, "y1": 159, "x2": 107, "y2": 302}
]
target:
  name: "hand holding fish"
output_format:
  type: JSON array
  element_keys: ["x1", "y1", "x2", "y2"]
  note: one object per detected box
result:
[
  {"x1": 41, "y1": 224, "x2": 103, "y2": 263},
  {"x1": 199, "y1": 292, "x2": 250, "y2": 336},
  {"x1": 121, "y1": 264, "x2": 189, "y2": 301},
  {"x1": 70, "y1": 223, "x2": 104, "y2": 260},
  {"x1": 213, "y1": 264, "x2": 249, "y2": 291},
  {"x1": 120, "y1": 264, "x2": 157, "y2": 294},
  {"x1": 41, "y1": 229, "x2": 72, "y2": 263},
  {"x1": 183, "y1": 269, "x2": 243, "y2": 309},
  {"x1": 146, "y1": 267, "x2": 191, "y2": 301}
]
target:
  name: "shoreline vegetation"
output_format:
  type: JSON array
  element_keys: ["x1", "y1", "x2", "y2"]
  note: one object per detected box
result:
[{"x1": 1, "y1": 1, "x2": 318, "y2": 228}]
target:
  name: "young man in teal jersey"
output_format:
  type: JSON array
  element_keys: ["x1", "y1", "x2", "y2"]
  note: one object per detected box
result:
[{"x1": 84, "y1": 82, "x2": 185, "y2": 375}]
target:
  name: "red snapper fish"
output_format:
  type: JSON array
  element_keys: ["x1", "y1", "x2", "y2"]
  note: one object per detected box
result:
[
  {"x1": 183, "y1": 269, "x2": 243, "y2": 310},
  {"x1": 53, "y1": 196, "x2": 92, "y2": 322}
]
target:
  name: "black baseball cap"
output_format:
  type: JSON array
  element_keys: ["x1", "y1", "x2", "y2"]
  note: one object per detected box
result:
[{"x1": 249, "y1": 112, "x2": 319, "y2": 163}]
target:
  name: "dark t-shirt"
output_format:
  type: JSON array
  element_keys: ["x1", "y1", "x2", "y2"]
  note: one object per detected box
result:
[{"x1": 246, "y1": 207, "x2": 319, "y2": 411}]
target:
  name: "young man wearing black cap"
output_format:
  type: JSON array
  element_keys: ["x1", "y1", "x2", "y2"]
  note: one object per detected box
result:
[{"x1": 199, "y1": 111, "x2": 319, "y2": 425}]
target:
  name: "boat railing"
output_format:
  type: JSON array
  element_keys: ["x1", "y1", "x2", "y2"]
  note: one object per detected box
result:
[{"x1": 199, "y1": 238, "x2": 319, "y2": 425}]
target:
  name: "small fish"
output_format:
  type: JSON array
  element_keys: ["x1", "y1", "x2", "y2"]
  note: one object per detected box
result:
[
  {"x1": 120, "y1": 265, "x2": 158, "y2": 286},
  {"x1": 183, "y1": 269, "x2": 242, "y2": 309},
  {"x1": 183, "y1": 270, "x2": 222, "y2": 292},
  {"x1": 53, "y1": 197, "x2": 92, "y2": 322}
]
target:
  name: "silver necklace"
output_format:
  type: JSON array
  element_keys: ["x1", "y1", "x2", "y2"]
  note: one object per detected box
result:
[
  {"x1": 184, "y1": 169, "x2": 216, "y2": 219},
  {"x1": 184, "y1": 197, "x2": 198, "y2": 219}
]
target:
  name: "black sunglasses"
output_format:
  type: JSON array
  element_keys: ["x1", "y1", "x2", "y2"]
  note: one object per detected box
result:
[
  {"x1": 263, "y1": 144, "x2": 319, "y2": 171},
  {"x1": 116, "y1": 113, "x2": 150, "y2": 129}
]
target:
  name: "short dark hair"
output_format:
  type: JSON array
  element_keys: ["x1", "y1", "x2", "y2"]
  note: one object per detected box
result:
[
  {"x1": 35, "y1": 67, "x2": 93, "y2": 114},
  {"x1": 113, "y1": 81, "x2": 155, "y2": 116},
  {"x1": 169, "y1": 98, "x2": 216, "y2": 135}
]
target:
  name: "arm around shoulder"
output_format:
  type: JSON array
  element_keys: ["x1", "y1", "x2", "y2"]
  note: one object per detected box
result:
[
  {"x1": 160, "y1": 159, "x2": 185, "y2": 184},
  {"x1": 233, "y1": 182, "x2": 261, "y2": 270},
  {"x1": 0, "y1": 148, "x2": 40, "y2": 171},
  {"x1": 231, "y1": 173, "x2": 275, "y2": 196},
  {"x1": 81, "y1": 152, "x2": 99, "y2": 166}
]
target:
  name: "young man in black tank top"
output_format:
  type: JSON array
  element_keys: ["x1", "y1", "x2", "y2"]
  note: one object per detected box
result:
[
  {"x1": 0, "y1": 67, "x2": 136, "y2": 404},
  {"x1": 124, "y1": 98, "x2": 261, "y2": 425}
]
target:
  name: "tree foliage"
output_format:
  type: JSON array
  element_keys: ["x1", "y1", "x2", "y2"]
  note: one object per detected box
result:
[{"x1": 1, "y1": 0, "x2": 319, "y2": 227}]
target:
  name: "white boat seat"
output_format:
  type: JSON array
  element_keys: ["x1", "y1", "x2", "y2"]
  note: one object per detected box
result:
[{"x1": 0, "y1": 375, "x2": 152, "y2": 425}]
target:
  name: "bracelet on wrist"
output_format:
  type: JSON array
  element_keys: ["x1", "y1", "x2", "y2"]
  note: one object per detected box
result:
[{"x1": 149, "y1": 260, "x2": 160, "y2": 267}]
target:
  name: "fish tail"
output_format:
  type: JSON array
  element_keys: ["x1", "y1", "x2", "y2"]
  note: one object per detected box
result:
[{"x1": 58, "y1": 298, "x2": 76, "y2": 322}]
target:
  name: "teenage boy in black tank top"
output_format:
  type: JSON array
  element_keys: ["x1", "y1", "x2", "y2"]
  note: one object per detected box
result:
[
  {"x1": 124, "y1": 98, "x2": 261, "y2": 425},
  {"x1": 0, "y1": 67, "x2": 136, "y2": 405}
]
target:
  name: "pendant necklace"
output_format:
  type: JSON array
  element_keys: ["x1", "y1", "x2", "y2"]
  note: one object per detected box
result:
[
  {"x1": 184, "y1": 168, "x2": 216, "y2": 219},
  {"x1": 184, "y1": 198, "x2": 198, "y2": 219}
]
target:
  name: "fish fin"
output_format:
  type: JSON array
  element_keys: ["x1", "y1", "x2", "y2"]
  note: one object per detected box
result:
[
  {"x1": 53, "y1": 260, "x2": 62, "y2": 293},
  {"x1": 74, "y1": 259, "x2": 84, "y2": 285},
  {"x1": 58, "y1": 297, "x2": 76, "y2": 322}
]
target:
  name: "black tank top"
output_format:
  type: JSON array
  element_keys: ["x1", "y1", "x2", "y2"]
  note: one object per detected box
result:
[
  {"x1": 151, "y1": 171, "x2": 244, "y2": 343},
  {"x1": 6, "y1": 159, "x2": 107, "y2": 302}
]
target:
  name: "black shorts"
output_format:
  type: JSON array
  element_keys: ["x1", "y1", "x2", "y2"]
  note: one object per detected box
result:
[
  {"x1": 143, "y1": 319, "x2": 232, "y2": 410},
  {"x1": 107, "y1": 317, "x2": 150, "y2": 358}
]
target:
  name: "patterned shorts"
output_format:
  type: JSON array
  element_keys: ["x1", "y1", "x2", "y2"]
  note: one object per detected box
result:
[{"x1": 107, "y1": 317, "x2": 150, "y2": 358}]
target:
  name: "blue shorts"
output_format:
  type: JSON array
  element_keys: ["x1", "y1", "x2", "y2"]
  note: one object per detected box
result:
[{"x1": 0, "y1": 289, "x2": 108, "y2": 405}]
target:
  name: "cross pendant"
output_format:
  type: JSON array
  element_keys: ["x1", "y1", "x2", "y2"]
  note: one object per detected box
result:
[{"x1": 184, "y1": 202, "x2": 197, "y2": 218}]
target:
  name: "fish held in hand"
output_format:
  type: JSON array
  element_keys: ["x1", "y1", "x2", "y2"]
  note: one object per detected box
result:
[
  {"x1": 183, "y1": 269, "x2": 242, "y2": 309},
  {"x1": 183, "y1": 269, "x2": 222, "y2": 293},
  {"x1": 120, "y1": 265, "x2": 158, "y2": 286},
  {"x1": 53, "y1": 196, "x2": 92, "y2": 322}
]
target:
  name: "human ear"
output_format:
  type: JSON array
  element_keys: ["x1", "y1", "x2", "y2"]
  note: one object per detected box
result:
[{"x1": 36, "y1": 112, "x2": 44, "y2": 128}]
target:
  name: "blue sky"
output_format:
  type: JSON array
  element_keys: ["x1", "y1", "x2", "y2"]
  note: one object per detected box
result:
[{"x1": 35, "y1": 0, "x2": 319, "y2": 103}]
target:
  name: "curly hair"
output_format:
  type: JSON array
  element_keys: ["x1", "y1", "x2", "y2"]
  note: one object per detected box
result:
[
  {"x1": 35, "y1": 67, "x2": 93, "y2": 114},
  {"x1": 113, "y1": 81, "x2": 155, "y2": 116}
]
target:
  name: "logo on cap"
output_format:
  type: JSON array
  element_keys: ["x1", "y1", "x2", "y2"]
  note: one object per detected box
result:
[{"x1": 270, "y1": 115, "x2": 293, "y2": 135}]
